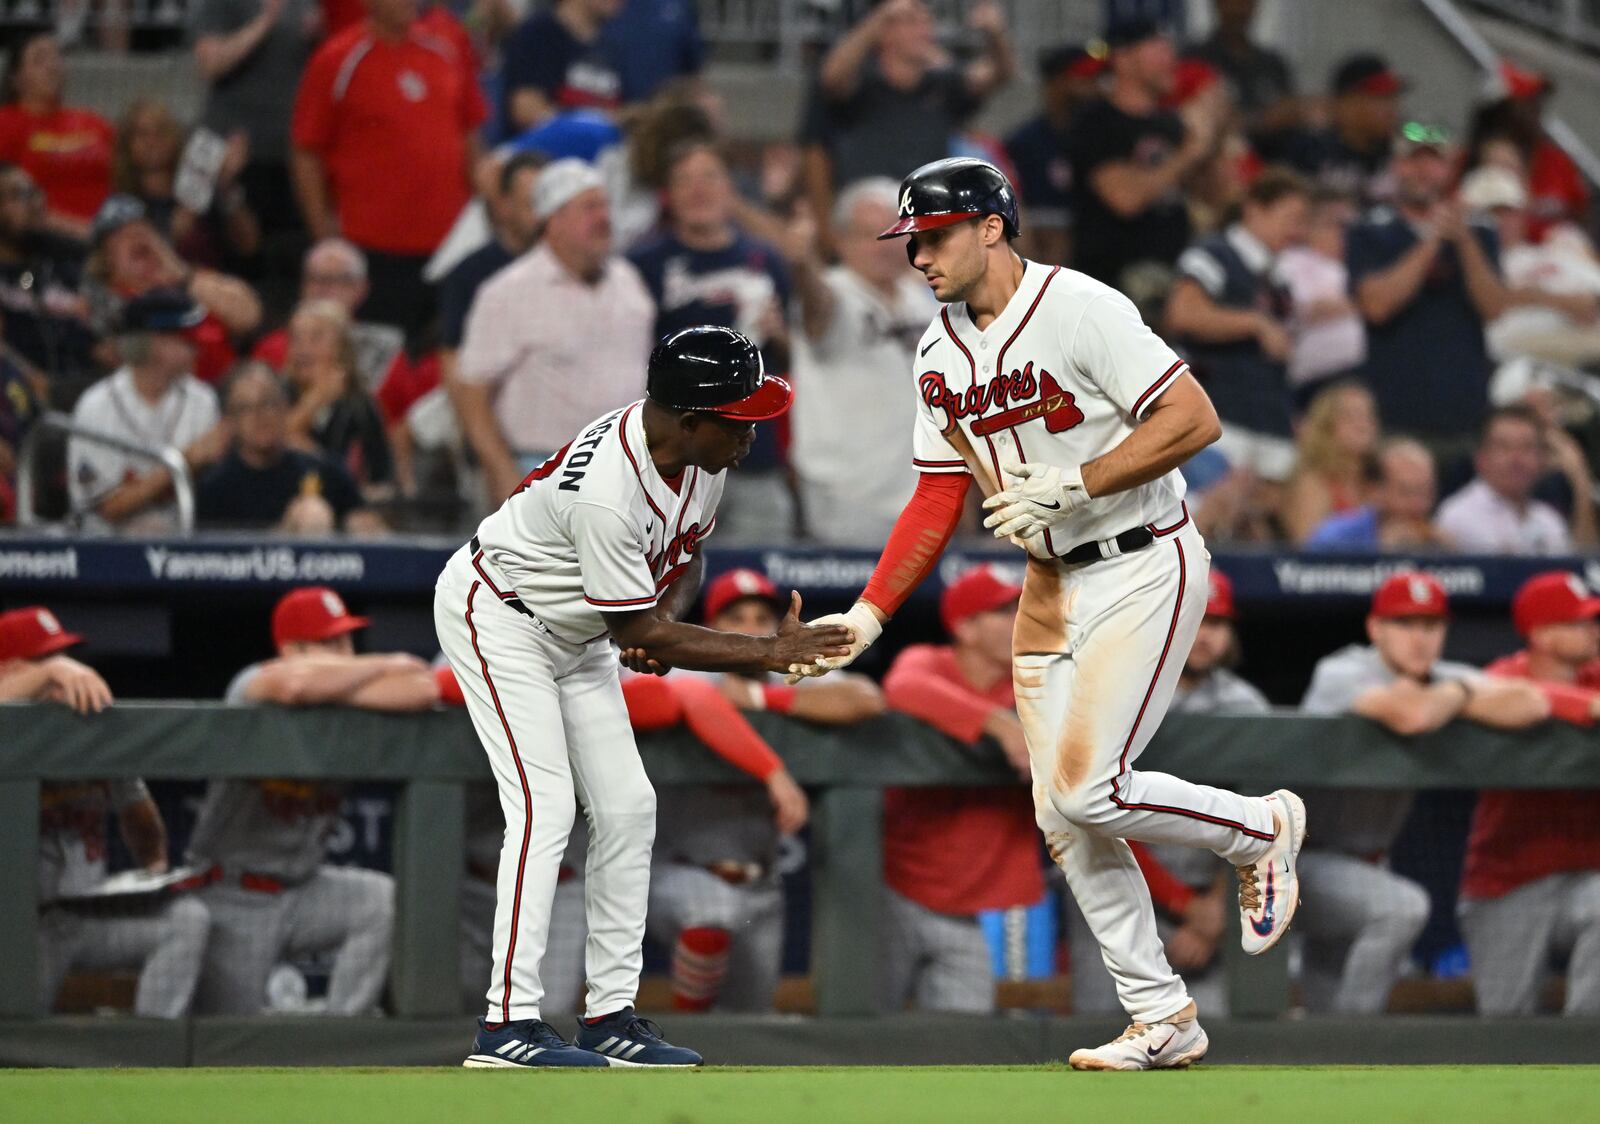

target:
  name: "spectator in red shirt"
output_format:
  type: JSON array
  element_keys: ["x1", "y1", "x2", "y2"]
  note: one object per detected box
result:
[
  {"x1": 1466, "y1": 62, "x2": 1590, "y2": 244},
  {"x1": 0, "y1": 34, "x2": 114, "y2": 238},
  {"x1": 878, "y1": 565, "x2": 1042, "y2": 1013},
  {"x1": 290, "y1": 0, "x2": 488, "y2": 336},
  {"x1": 87, "y1": 194, "x2": 263, "y2": 383},
  {"x1": 1460, "y1": 570, "x2": 1600, "y2": 1016}
]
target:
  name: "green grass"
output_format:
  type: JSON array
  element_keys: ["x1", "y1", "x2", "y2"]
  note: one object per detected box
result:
[{"x1": 4, "y1": 1066, "x2": 1599, "y2": 1124}]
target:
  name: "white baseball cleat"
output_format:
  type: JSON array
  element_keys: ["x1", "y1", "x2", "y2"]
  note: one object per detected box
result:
[
  {"x1": 1068, "y1": 1006, "x2": 1209, "y2": 1071},
  {"x1": 1237, "y1": 788, "x2": 1307, "y2": 956}
]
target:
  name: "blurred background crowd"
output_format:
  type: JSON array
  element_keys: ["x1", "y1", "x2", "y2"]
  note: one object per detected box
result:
[
  {"x1": 3, "y1": 0, "x2": 1600, "y2": 555},
  {"x1": 3, "y1": 0, "x2": 1600, "y2": 1031}
]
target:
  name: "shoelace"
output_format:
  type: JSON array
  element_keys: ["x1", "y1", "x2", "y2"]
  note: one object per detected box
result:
[
  {"x1": 1237, "y1": 865, "x2": 1261, "y2": 912},
  {"x1": 623, "y1": 1016, "x2": 667, "y2": 1044},
  {"x1": 526, "y1": 1020, "x2": 573, "y2": 1047},
  {"x1": 1113, "y1": 1022, "x2": 1152, "y2": 1045}
]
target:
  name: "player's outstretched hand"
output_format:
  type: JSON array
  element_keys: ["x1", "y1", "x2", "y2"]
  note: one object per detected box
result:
[
  {"x1": 783, "y1": 598, "x2": 884, "y2": 683},
  {"x1": 982, "y1": 460, "x2": 1089, "y2": 540},
  {"x1": 769, "y1": 592, "x2": 856, "y2": 676},
  {"x1": 618, "y1": 647, "x2": 670, "y2": 676}
]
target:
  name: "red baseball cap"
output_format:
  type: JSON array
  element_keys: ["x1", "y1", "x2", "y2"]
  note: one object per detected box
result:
[
  {"x1": 941, "y1": 565, "x2": 1022, "y2": 634},
  {"x1": 0, "y1": 606, "x2": 83, "y2": 661},
  {"x1": 1512, "y1": 571, "x2": 1600, "y2": 637},
  {"x1": 1371, "y1": 571, "x2": 1449, "y2": 619},
  {"x1": 1205, "y1": 570, "x2": 1236, "y2": 620},
  {"x1": 1498, "y1": 60, "x2": 1551, "y2": 101},
  {"x1": 271, "y1": 586, "x2": 369, "y2": 648},
  {"x1": 704, "y1": 568, "x2": 784, "y2": 623}
]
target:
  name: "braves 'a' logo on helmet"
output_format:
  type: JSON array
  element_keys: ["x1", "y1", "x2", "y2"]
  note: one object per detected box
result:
[{"x1": 899, "y1": 187, "x2": 914, "y2": 216}]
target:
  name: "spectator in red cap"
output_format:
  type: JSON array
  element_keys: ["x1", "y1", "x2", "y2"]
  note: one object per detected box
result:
[
  {"x1": 1295, "y1": 571, "x2": 1548, "y2": 1013},
  {"x1": 1003, "y1": 44, "x2": 1108, "y2": 266},
  {"x1": 1459, "y1": 570, "x2": 1600, "y2": 1015},
  {"x1": 1283, "y1": 53, "x2": 1406, "y2": 206},
  {"x1": 187, "y1": 586, "x2": 437, "y2": 1015},
  {"x1": 1466, "y1": 60, "x2": 1590, "y2": 243},
  {"x1": 643, "y1": 566, "x2": 882, "y2": 1012},
  {"x1": 1067, "y1": 18, "x2": 1223, "y2": 289},
  {"x1": 0, "y1": 606, "x2": 210, "y2": 1019},
  {"x1": 878, "y1": 564, "x2": 1042, "y2": 1012},
  {"x1": 1073, "y1": 567, "x2": 1268, "y2": 1016}
]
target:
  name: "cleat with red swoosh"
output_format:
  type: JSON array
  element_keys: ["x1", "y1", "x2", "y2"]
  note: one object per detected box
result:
[
  {"x1": 1068, "y1": 1006, "x2": 1209, "y2": 1071},
  {"x1": 1237, "y1": 789, "x2": 1307, "y2": 956}
]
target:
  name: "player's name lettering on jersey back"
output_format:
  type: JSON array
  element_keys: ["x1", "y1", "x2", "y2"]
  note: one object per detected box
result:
[
  {"x1": 919, "y1": 363, "x2": 1084, "y2": 437},
  {"x1": 516, "y1": 415, "x2": 619, "y2": 495}
]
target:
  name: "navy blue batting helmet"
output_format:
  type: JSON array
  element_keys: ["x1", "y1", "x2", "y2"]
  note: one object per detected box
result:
[{"x1": 877, "y1": 157, "x2": 1021, "y2": 241}]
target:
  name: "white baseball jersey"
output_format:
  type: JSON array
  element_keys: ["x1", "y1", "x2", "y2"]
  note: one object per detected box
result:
[
  {"x1": 471, "y1": 401, "x2": 725, "y2": 644},
  {"x1": 912, "y1": 261, "x2": 1190, "y2": 551}
]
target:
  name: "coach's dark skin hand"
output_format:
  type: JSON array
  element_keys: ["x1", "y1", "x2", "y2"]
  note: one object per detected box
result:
[
  {"x1": 619, "y1": 648, "x2": 669, "y2": 676},
  {"x1": 605, "y1": 591, "x2": 851, "y2": 677}
]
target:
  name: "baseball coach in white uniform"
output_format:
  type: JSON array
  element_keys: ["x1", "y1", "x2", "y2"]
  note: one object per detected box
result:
[{"x1": 435, "y1": 325, "x2": 852, "y2": 1068}]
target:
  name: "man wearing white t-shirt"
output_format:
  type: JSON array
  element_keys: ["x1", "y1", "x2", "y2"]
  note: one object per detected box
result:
[
  {"x1": 68, "y1": 289, "x2": 228, "y2": 533},
  {"x1": 788, "y1": 177, "x2": 938, "y2": 543},
  {"x1": 453, "y1": 159, "x2": 656, "y2": 506}
]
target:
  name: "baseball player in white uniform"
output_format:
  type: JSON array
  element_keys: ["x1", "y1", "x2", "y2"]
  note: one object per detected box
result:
[
  {"x1": 0, "y1": 607, "x2": 210, "y2": 1018},
  {"x1": 434, "y1": 325, "x2": 851, "y2": 1068},
  {"x1": 791, "y1": 158, "x2": 1307, "y2": 1070}
]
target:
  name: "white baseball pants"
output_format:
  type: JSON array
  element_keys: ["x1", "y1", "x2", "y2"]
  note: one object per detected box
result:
[
  {"x1": 435, "y1": 545, "x2": 654, "y2": 1024},
  {"x1": 1013, "y1": 522, "x2": 1277, "y2": 1024}
]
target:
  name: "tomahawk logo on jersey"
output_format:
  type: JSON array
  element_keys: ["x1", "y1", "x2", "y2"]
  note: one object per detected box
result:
[{"x1": 910, "y1": 262, "x2": 1193, "y2": 546}]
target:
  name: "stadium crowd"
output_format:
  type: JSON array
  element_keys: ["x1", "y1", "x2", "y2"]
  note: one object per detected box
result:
[
  {"x1": 0, "y1": 0, "x2": 1599, "y2": 1024},
  {"x1": 0, "y1": 0, "x2": 1596, "y2": 552}
]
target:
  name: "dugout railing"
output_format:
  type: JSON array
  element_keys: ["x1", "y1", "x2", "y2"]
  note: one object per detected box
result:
[{"x1": 5, "y1": 704, "x2": 1600, "y2": 1027}]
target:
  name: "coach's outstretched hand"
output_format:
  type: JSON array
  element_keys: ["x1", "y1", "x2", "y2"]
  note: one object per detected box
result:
[
  {"x1": 783, "y1": 598, "x2": 884, "y2": 683},
  {"x1": 769, "y1": 592, "x2": 857, "y2": 676}
]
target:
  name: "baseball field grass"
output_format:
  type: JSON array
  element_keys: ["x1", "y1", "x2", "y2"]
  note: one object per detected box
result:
[{"x1": 4, "y1": 1065, "x2": 1597, "y2": 1123}]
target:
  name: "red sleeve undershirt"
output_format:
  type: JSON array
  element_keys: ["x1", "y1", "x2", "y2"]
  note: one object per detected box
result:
[{"x1": 861, "y1": 472, "x2": 972, "y2": 617}]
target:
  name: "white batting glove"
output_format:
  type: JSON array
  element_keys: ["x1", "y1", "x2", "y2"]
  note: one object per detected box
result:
[
  {"x1": 981, "y1": 460, "x2": 1089, "y2": 540},
  {"x1": 784, "y1": 601, "x2": 883, "y2": 683}
]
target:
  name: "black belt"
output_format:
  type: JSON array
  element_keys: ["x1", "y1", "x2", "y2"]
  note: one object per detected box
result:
[
  {"x1": 470, "y1": 536, "x2": 536, "y2": 621},
  {"x1": 1054, "y1": 525, "x2": 1155, "y2": 565}
]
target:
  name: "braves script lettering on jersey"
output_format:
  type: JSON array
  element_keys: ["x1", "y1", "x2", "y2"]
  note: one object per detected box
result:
[
  {"x1": 435, "y1": 398, "x2": 725, "y2": 1026},
  {"x1": 911, "y1": 261, "x2": 1190, "y2": 548},
  {"x1": 896, "y1": 260, "x2": 1283, "y2": 1034}
]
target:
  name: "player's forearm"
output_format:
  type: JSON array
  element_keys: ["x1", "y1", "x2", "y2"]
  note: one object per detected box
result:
[
  {"x1": 1081, "y1": 392, "x2": 1220, "y2": 498},
  {"x1": 0, "y1": 659, "x2": 53, "y2": 701},
  {"x1": 884, "y1": 664, "x2": 997, "y2": 743},
  {"x1": 118, "y1": 799, "x2": 169, "y2": 871},
  {"x1": 860, "y1": 472, "x2": 970, "y2": 617},
  {"x1": 616, "y1": 617, "x2": 784, "y2": 675},
  {"x1": 656, "y1": 555, "x2": 704, "y2": 624},
  {"x1": 1464, "y1": 678, "x2": 1550, "y2": 729},
  {"x1": 786, "y1": 676, "x2": 885, "y2": 724},
  {"x1": 345, "y1": 669, "x2": 442, "y2": 712},
  {"x1": 248, "y1": 655, "x2": 395, "y2": 705}
]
